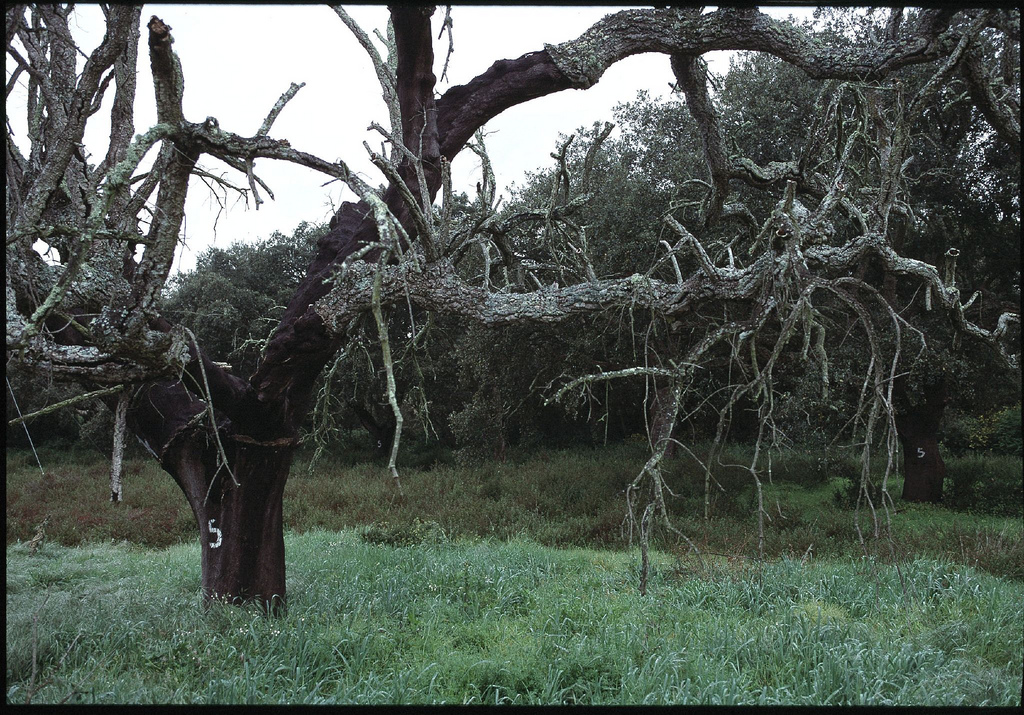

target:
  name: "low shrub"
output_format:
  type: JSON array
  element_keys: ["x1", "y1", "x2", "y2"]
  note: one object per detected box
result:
[
  {"x1": 939, "y1": 410, "x2": 976, "y2": 454},
  {"x1": 989, "y1": 404, "x2": 1022, "y2": 457},
  {"x1": 942, "y1": 404, "x2": 1022, "y2": 457},
  {"x1": 5, "y1": 457, "x2": 194, "y2": 547},
  {"x1": 944, "y1": 453, "x2": 1024, "y2": 517},
  {"x1": 361, "y1": 518, "x2": 448, "y2": 547},
  {"x1": 831, "y1": 477, "x2": 890, "y2": 511},
  {"x1": 6, "y1": 444, "x2": 1022, "y2": 580},
  {"x1": 769, "y1": 450, "x2": 834, "y2": 487}
]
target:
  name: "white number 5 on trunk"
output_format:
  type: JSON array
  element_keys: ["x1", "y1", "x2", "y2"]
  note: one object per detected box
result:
[{"x1": 208, "y1": 519, "x2": 223, "y2": 548}]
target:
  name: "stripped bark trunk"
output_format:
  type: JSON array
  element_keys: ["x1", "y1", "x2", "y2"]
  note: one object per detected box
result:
[
  {"x1": 129, "y1": 380, "x2": 294, "y2": 613},
  {"x1": 114, "y1": 9, "x2": 446, "y2": 611},
  {"x1": 348, "y1": 401, "x2": 397, "y2": 456},
  {"x1": 895, "y1": 377, "x2": 948, "y2": 503},
  {"x1": 167, "y1": 439, "x2": 292, "y2": 614}
]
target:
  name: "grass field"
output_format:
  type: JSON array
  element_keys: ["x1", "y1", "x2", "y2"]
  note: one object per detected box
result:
[
  {"x1": 7, "y1": 442, "x2": 1023, "y2": 579},
  {"x1": 6, "y1": 531, "x2": 1022, "y2": 705},
  {"x1": 6, "y1": 443, "x2": 1023, "y2": 704}
]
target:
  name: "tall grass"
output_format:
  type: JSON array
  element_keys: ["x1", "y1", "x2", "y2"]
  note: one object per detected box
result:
[
  {"x1": 6, "y1": 443, "x2": 1023, "y2": 580},
  {"x1": 6, "y1": 532, "x2": 1022, "y2": 704}
]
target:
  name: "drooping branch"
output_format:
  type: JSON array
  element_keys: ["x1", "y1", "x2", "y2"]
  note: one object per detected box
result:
[
  {"x1": 6, "y1": 383, "x2": 124, "y2": 427},
  {"x1": 315, "y1": 257, "x2": 756, "y2": 332},
  {"x1": 962, "y1": 47, "x2": 1021, "y2": 154},
  {"x1": 671, "y1": 53, "x2": 729, "y2": 228},
  {"x1": 313, "y1": 221, "x2": 1019, "y2": 372}
]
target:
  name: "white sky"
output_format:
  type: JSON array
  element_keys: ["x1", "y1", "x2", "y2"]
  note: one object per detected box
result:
[{"x1": 7, "y1": 5, "x2": 813, "y2": 274}]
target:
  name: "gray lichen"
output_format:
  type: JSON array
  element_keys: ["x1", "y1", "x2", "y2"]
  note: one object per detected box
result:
[{"x1": 544, "y1": 37, "x2": 609, "y2": 89}]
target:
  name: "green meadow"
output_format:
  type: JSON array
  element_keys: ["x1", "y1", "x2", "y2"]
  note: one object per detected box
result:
[{"x1": 6, "y1": 443, "x2": 1023, "y2": 704}]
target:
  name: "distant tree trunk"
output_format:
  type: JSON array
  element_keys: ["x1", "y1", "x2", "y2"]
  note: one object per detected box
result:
[
  {"x1": 895, "y1": 376, "x2": 948, "y2": 503},
  {"x1": 348, "y1": 401, "x2": 396, "y2": 456},
  {"x1": 491, "y1": 382, "x2": 507, "y2": 462},
  {"x1": 109, "y1": 391, "x2": 129, "y2": 503}
]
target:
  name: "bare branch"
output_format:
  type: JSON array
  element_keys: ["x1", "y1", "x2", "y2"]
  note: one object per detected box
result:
[
  {"x1": 256, "y1": 81, "x2": 305, "y2": 137},
  {"x1": 671, "y1": 53, "x2": 729, "y2": 228},
  {"x1": 6, "y1": 384, "x2": 125, "y2": 427},
  {"x1": 332, "y1": 5, "x2": 402, "y2": 153}
]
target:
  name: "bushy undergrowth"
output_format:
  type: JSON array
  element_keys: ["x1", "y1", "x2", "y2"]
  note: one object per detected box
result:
[
  {"x1": 5, "y1": 447, "x2": 195, "y2": 548},
  {"x1": 6, "y1": 534, "x2": 1022, "y2": 705},
  {"x1": 944, "y1": 453, "x2": 1024, "y2": 517},
  {"x1": 6, "y1": 442, "x2": 1022, "y2": 581},
  {"x1": 941, "y1": 404, "x2": 1022, "y2": 456}
]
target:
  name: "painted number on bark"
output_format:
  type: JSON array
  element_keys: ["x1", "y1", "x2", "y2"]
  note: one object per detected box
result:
[
  {"x1": 916, "y1": 447, "x2": 926, "y2": 459},
  {"x1": 208, "y1": 519, "x2": 222, "y2": 549}
]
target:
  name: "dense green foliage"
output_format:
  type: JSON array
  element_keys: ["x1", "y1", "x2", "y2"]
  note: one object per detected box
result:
[
  {"x1": 6, "y1": 533, "x2": 1022, "y2": 705},
  {"x1": 160, "y1": 222, "x2": 324, "y2": 378}
]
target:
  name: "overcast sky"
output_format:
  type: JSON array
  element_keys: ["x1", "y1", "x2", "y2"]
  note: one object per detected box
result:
[{"x1": 9, "y1": 5, "x2": 813, "y2": 274}]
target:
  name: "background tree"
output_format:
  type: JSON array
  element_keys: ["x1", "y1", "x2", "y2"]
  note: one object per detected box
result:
[
  {"x1": 161, "y1": 222, "x2": 324, "y2": 379},
  {"x1": 7, "y1": 5, "x2": 1019, "y2": 612}
]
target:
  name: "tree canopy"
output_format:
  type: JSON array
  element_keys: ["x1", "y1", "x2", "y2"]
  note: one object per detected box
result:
[{"x1": 6, "y1": 5, "x2": 1020, "y2": 610}]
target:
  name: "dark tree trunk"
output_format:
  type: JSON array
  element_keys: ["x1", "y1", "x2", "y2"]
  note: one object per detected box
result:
[
  {"x1": 118, "y1": 10, "x2": 451, "y2": 613},
  {"x1": 491, "y1": 382, "x2": 508, "y2": 462},
  {"x1": 118, "y1": 10, "x2": 449, "y2": 613},
  {"x1": 895, "y1": 376, "x2": 948, "y2": 503},
  {"x1": 128, "y1": 381, "x2": 296, "y2": 612},
  {"x1": 348, "y1": 401, "x2": 397, "y2": 456}
]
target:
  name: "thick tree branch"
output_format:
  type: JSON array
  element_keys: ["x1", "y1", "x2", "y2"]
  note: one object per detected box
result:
[
  {"x1": 436, "y1": 7, "x2": 960, "y2": 161},
  {"x1": 671, "y1": 53, "x2": 729, "y2": 228},
  {"x1": 147, "y1": 15, "x2": 183, "y2": 125},
  {"x1": 962, "y1": 47, "x2": 1021, "y2": 154},
  {"x1": 9, "y1": 5, "x2": 139, "y2": 239}
]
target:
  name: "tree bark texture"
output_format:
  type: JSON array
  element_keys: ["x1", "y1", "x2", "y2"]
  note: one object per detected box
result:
[
  {"x1": 895, "y1": 378, "x2": 948, "y2": 503},
  {"x1": 129, "y1": 380, "x2": 294, "y2": 613}
]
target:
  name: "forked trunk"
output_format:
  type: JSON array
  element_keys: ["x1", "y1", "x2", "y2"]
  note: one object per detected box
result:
[
  {"x1": 163, "y1": 436, "x2": 294, "y2": 614},
  {"x1": 895, "y1": 377, "x2": 948, "y2": 503},
  {"x1": 129, "y1": 379, "x2": 296, "y2": 615}
]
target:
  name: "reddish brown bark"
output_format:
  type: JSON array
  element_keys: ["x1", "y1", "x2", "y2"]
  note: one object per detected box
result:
[
  {"x1": 128, "y1": 380, "x2": 294, "y2": 613},
  {"x1": 122, "y1": 9, "x2": 453, "y2": 610}
]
